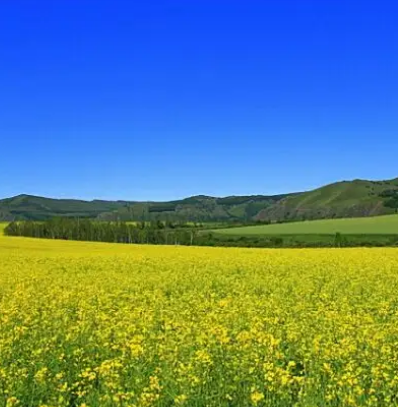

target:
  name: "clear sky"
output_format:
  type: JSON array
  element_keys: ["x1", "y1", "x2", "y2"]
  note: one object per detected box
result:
[{"x1": 1, "y1": 1, "x2": 397, "y2": 201}]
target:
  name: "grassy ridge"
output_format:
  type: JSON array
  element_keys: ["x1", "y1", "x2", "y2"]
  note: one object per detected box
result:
[
  {"x1": 0, "y1": 194, "x2": 290, "y2": 222},
  {"x1": 257, "y1": 178, "x2": 398, "y2": 221},
  {"x1": 1, "y1": 177, "x2": 398, "y2": 222},
  {"x1": 216, "y1": 214, "x2": 398, "y2": 235}
]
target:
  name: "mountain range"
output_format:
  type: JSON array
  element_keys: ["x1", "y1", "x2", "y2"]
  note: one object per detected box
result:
[{"x1": 1, "y1": 177, "x2": 398, "y2": 222}]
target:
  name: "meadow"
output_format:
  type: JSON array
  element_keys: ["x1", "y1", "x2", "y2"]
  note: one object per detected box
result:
[
  {"x1": 216, "y1": 214, "x2": 398, "y2": 235},
  {"x1": 1, "y1": 232, "x2": 398, "y2": 406}
]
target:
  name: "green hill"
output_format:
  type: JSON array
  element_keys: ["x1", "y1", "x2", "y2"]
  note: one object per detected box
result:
[
  {"x1": 0, "y1": 193, "x2": 291, "y2": 222},
  {"x1": 0, "y1": 194, "x2": 127, "y2": 220},
  {"x1": 216, "y1": 214, "x2": 398, "y2": 235},
  {"x1": 97, "y1": 194, "x2": 293, "y2": 222},
  {"x1": 256, "y1": 178, "x2": 398, "y2": 222},
  {"x1": 1, "y1": 177, "x2": 397, "y2": 222}
]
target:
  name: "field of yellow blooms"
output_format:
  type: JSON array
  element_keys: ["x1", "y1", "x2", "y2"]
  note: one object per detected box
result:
[{"x1": 1, "y1": 232, "x2": 398, "y2": 406}]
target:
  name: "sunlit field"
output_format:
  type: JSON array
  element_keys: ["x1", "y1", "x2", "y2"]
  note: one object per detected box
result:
[
  {"x1": 216, "y1": 214, "x2": 398, "y2": 235},
  {"x1": 1, "y1": 234, "x2": 398, "y2": 406}
]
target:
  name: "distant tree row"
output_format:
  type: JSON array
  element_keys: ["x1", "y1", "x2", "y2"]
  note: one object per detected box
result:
[
  {"x1": 6, "y1": 218, "x2": 398, "y2": 248},
  {"x1": 4, "y1": 218, "x2": 200, "y2": 245}
]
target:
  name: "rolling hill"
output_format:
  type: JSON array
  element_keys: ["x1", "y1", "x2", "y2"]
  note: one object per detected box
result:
[
  {"x1": 0, "y1": 194, "x2": 128, "y2": 221},
  {"x1": 0, "y1": 193, "x2": 292, "y2": 222},
  {"x1": 1, "y1": 177, "x2": 397, "y2": 222},
  {"x1": 256, "y1": 178, "x2": 398, "y2": 222}
]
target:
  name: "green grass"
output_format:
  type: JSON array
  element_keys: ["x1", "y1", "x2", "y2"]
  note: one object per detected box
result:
[
  {"x1": 258, "y1": 178, "x2": 398, "y2": 221},
  {"x1": 215, "y1": 214, "x2": 398, "y2": 235}
]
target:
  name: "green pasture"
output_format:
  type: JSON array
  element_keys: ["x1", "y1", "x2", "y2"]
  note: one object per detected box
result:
[{"x1": 215, "y1": 215, "x2": 398, "y2": 235}]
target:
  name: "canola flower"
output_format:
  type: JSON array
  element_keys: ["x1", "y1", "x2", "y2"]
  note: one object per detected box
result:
[{"x1": 0, "y1": 234, "x2": 398, "y2": 406}]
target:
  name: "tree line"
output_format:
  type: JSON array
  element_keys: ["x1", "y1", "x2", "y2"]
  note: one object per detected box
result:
[
  {"x1": 4, "y1": 218, "x2": 201, "y2": 245},
  {"x1": 5, "y1": 218, "x2": 398, "y2": 248}
]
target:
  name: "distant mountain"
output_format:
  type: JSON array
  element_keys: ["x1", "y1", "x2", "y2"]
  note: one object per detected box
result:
[
  {"x1": 0, "y1": 194, "x2": 128, "y2": 220},
  {"x1": 0, "y1": 193, "x2": 293, "y2": 222},
  {"x1": 1, "y1": 177, "x2": 397, "y2": 222},
  {"x1": 256, "y1": 178, "x2": 398, "y2": 221}
]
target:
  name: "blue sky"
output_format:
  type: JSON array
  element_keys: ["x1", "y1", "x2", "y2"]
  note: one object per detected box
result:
[{"x1": 1, "y1": 1, "x2": 397, "y2": 201}]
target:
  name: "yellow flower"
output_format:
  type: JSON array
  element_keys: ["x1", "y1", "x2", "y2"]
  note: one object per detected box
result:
[
  {"x1": 0, "y1": 231, "x2": 398, "y2": 406},
  {"x1": 6, "y1": 397, "x2": 19, "y2": 407},
  {"x1": 174, "y1": 394, "x2": 188, "y2": 404},
  {"x1": 251, "y1": 389, "x2": 265, "y2": 405}
]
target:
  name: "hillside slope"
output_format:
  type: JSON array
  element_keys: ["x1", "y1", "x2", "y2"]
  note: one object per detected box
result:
[
  {"x1": 0, "y1": 195, "x2": 128, "y2": 220},
  {"x1": 256, "y1": 178, "x2": 398, "y2": 221},
  {"x1": 1, "y1": 177, "x2": 397, "y2": 222},
  {"x1": 97, "y1": 194, "x2": 293, "y2": 222},
  {"x1": 0, "y1": 193, "x2": 292, "y2": 221}
]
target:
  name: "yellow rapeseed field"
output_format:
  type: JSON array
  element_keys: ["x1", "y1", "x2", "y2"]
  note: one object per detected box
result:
[{"x1": 1, "y1": 233, "x2": 398, "y2": 406}]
